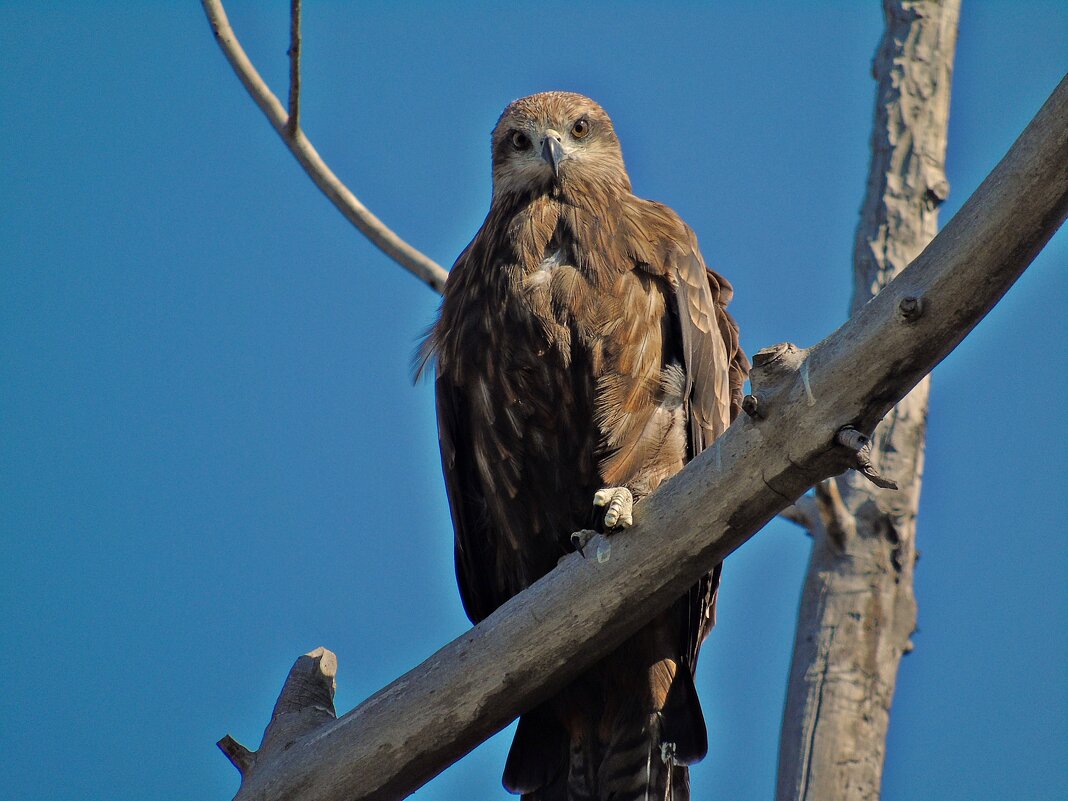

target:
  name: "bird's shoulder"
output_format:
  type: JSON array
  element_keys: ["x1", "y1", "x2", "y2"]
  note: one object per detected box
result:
[
  {"x1": 612, "y1": 195, "x2": 696, "y2": 279},
  {"x1": 620, "y1": 195, "x2": 739, "y2": 308}
]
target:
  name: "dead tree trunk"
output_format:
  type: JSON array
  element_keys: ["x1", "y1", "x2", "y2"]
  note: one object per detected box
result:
[{"x1": 776, "y1": 2, "x2": 960, "y2": 800}]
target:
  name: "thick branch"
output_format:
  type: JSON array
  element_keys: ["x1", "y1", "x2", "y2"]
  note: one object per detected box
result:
[
  {"x1": 778, "y1": 3, "x2": 958, "y2": 799},
  {"x1": 199, "y1": 0, "x2": 449, "y2": 293},
  {"x1": 220, "y1": 77, "x2": 1068, "y2": 801}
]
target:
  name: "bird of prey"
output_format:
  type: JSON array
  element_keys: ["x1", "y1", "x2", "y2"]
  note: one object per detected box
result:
[{"x1": 422, "y1": 92, "x2": 747, "y2": 801}]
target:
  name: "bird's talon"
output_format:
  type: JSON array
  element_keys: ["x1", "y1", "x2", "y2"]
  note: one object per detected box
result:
[
  {"x1": 593, "y1": 487, "x2": 634, "y2": 528},
  {"x1": 571, "y1": 529, "x2": 596, "y2": 552}
]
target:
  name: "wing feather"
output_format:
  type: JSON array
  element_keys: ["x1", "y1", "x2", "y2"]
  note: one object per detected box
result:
[
  {"x1": 674, "y1": 228, "x2": 731, "y2": 454},
  {"x1": 435, "y1": 376, "x2": 498, "y2": 623},
  {"x1": 670, "y1": 226, "x2": 748, "y2": 671}
]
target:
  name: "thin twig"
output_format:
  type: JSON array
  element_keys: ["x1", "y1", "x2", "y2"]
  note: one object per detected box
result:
[
  {"x1": 199, "y1": 0, "x2": 449, "y2": 293},
  {"x1": 287, "y1": 0, "x2": 301, "y2": 136}
]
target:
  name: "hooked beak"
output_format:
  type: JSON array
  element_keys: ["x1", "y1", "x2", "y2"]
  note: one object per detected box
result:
[{"x1": 541, "y1": 132, "x2": 565, "y2": 178}]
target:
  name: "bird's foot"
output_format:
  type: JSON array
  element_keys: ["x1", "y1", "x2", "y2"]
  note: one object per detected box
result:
[{"x1": 593, "y1": 487, "x2": 634, "y2": 528}]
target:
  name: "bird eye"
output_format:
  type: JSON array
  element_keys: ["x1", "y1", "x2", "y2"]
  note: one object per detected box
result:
[
  {"x1": 511, "y1": 131, "x2": 531, "y2": 150},
  {"x1": 571, "y1": 118, "x2": 590, "y2": 139}
]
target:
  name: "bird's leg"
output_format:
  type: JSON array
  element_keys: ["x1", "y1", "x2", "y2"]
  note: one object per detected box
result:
[{"x1": 593, "y1": 487, "x2": 634, "y2": 528}]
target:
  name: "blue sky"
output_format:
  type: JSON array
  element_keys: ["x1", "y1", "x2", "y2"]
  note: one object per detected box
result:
[{"x1": 1, "y1": 2, "x2": 1065, "y2": 800}]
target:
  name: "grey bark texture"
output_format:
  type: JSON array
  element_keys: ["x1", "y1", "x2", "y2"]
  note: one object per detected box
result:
[
  {"x1": 216, "y1": 72, "x2": 1068, "y2": 801},
  {"x1": 219, "y1": 648, "x2": 338, "y2": 783},
  {"x1": 776, "y1": 3, "x2": 960, "y2": 800}
]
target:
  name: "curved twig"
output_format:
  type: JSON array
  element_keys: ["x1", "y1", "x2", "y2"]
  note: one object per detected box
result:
[{"x1": 200, "y1": 0, "x2": 449, "y2": 294}]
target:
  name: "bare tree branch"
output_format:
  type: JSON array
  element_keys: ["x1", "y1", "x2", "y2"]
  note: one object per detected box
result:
[
  {"x1": 777, "y1": 3, "x2": 960, "y2": 799},
  {"x1": 218, "y1": 735, "x2": 254, "y2": 776},
  {"x1": 218, "y1": 75, "x2": 1068, "y2": 801},
  {"x1": 199, "y1": 0, "x2": 449, "y2": 293}
]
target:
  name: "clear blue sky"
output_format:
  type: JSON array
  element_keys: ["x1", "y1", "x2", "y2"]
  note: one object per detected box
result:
[{"x1": 2, "y1": 2, "x2": 1065, "y2": 800}]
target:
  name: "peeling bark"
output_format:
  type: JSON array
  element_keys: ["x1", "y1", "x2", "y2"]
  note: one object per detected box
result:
[{"x1": 776, "y1": 3, "x2": 960, "y2": 800}]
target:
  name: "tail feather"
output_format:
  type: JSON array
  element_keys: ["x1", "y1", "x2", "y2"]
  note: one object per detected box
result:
[
  {"x1": 598, "y1": 712, "x2": 691, "y2": 801},
  {"x1": 507, "y1": 704, "x2": 701, "y2": 800},
  {"x1": 505, "y1": 655, "x2": 706, "y2": 800},
  {"x1": 660, "y1": 669, "x2": 707, "y2": 765},
  {"x1": 504, "y1": 706, "x2": 569, "y2": 797}
]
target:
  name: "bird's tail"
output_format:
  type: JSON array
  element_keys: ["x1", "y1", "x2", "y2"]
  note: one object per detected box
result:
[
  {"x1": 593, "y1": 709, "x2": 692, "y2": 801},
  {"x1": 504, "y1": 668, "x2": 705, "y2": 801},
  {"x1": 504, "y1": 705, "x2": 570, "y2": 801}
]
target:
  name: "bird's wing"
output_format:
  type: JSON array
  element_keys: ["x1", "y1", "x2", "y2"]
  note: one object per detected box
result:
[
  {"x1": 672, "y1": 225, "x2": 749, "y2": 672},
  {"x1": 435, "y1": 373, "x2": 500, "y2": 624},
  {"x1": 674, "y1": 227, "x2": 733, "y2": 454}
]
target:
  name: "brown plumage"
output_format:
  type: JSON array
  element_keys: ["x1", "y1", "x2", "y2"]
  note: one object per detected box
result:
[{"x1": 423, "y1": 92, "x2": 748, "y2": 801}]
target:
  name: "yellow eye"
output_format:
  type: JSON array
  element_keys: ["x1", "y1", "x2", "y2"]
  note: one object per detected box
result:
[
  {"x1": 511, "y1": 130, "x2": 531, "y2": 150},
  {"x1": 571, "y1": 118, "x2": 590, "y2": 139}
]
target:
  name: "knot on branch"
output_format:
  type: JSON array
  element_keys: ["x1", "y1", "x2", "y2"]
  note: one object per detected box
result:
[
  {"x1": 897, "y1": 295, "x2": 925, "y2": 322},
  {"x1": 751, "y1": 342, "x2": 803, "y2": 371},
  {"x1": 836, "y1": 427, "x2": 898, "y2": 490},
  {"x1": 924, "y1": 174, "x2": 950, "y2": 210},
  {"x1": 745, "y1": 342, "x2": 808, "y2": 421},
  {"x1": 741, "y1": 393, "x2": 764, "y2": 419}
]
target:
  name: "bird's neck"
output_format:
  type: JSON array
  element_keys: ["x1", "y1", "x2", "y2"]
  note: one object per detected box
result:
[{"x1": 493, "y1": 182, "x2": 630, "y2": 272}]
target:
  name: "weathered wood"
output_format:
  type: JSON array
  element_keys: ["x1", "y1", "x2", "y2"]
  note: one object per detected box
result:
[
  {"x1": 221, "y1": 647, "x2": 337, "y2": 794},
  {"x1": 219, "y1": 74, "x2": 1068, "y2": 801},
  {"x1": 777, "y1": 3, "x2": 959, "y2": 799}
]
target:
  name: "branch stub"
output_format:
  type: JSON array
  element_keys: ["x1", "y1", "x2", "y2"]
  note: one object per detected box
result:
[{"x1": 898, "y1": 295, "x2": 924, "y2": 321}]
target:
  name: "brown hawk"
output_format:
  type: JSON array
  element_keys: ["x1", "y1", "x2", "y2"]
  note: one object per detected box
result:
[{"x1": 422, "y1": 92, "x2": 747, "y2": 801}]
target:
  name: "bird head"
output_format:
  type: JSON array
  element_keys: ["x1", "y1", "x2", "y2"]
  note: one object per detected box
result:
[{"x1": 490, "y1": 92, "x2": 630, "y2": 201}]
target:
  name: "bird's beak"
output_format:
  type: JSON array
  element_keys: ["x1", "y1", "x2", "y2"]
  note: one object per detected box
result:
[{"x1": 542, "y1": 131, "x2": 565, "y2": 178}]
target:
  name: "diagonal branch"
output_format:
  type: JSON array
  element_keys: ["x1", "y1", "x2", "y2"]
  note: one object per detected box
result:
[
  {"x1": 199, "y1": 0, "x2": 449, "y2": 293},
  {"x1": 219, "y1": 77, "x2": 1068, "y2": 801}
]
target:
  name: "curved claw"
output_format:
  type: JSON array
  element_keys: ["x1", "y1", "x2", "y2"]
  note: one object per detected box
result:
[{"x1": 593, "y1": 487, "x2": 634, "y2": 528}]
